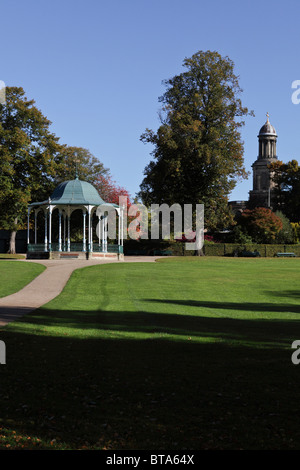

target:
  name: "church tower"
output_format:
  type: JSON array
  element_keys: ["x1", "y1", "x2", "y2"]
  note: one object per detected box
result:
[{"x1": 248, "y1": 113, "x2": 278, "y2": 208}]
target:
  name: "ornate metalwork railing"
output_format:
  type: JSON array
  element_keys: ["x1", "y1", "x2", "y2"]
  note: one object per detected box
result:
[{"x1": 27, "y1": 243, "x2": 123, "y2": 254}]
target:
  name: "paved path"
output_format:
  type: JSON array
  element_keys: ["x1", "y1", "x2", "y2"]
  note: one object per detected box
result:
[{"x1": 0, "y1": 256, "x2": 161, "y2": 327}]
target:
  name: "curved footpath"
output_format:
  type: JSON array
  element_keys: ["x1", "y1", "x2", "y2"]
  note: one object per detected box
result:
[{"x1": 0, "y1": 256, "x2": 160, "y2": 327}]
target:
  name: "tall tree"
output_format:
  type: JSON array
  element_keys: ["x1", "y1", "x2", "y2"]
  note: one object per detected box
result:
[
  {"x1": 139, "y1": 50, "x2": 252, "y2": 231},
  {"x1": 0, "y1": 87, "x2": 61, "y2": 253},
  {"x1": 55, "y1": 145, "x2": 109, "y2": 185}
]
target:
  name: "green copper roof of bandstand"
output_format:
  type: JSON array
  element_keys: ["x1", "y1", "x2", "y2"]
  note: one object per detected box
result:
[{"x1": 29, "y1": 177, "x2": 119, "y2": 208}]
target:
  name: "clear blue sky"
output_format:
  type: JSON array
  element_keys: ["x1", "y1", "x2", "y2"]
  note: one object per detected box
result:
[{"x1": 1, "y1": 0, "x2": 300, "y2": 202}]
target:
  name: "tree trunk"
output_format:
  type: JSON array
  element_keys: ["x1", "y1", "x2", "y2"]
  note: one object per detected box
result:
[
  {"x1": 8, "y1": 231, "x2": 17, "y2": 254},
  {"x1": 8, "y1": 218, "x2": 18, "y2": 254},
  {"x1": 194, "y1": 223, "x2": 205, "y2": 256}
]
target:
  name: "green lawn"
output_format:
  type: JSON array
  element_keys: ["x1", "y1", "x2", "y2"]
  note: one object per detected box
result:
[
  {"x1": 0, "y1": 260, "x2": 45, "y2": 298},
  {"x1": 0, "y1": 254, "x2": 25, "y2": 260},
  {"x1": 1, "y1": 257, "x2": 300, "y2": 449}
]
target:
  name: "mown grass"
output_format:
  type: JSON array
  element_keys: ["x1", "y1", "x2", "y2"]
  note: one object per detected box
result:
[
  {"x1": 0, "y1": 254, "x2": 25, "y2": 260},
  {"x1": 1, "y1": 257, "x2": 300, "y2": 449},
  {"x1": 0, "y1": 261, "x2": 45, "y2": 298}
]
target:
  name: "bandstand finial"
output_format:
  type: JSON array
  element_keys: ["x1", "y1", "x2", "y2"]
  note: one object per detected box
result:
[{"x1": 74, "y1": 152, "x2": 79, "y2": 180}]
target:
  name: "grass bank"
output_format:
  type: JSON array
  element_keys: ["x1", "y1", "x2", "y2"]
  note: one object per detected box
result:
[{"x1": 0, "y1": 261, "x2": 45, "y2": 298}]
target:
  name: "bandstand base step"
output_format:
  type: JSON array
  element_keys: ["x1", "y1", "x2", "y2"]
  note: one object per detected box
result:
[{"x1": 27, "y1": 251, "x2": 123, "y2": 261}]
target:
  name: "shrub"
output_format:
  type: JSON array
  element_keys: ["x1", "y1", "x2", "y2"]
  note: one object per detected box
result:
[
  {"x1": 275, "y1": 211, "x2": 294, "y2": 244},
  {"x1": 240, "y1": 208, "x2": 283, "y2": 243}
]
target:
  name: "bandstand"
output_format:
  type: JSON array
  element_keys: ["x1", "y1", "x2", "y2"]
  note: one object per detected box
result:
[{"x1": 26, "y1": 175, "x2": 124, "y2": 260}]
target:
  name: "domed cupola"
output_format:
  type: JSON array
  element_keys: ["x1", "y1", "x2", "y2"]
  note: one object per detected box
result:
[
  {"x1": 257, "y1": 112, "x2": 278, "y2": 160},
  {"x1": 49, "y1": 176, "x2": 105, "y2": 206},
  {"x1": 259, "y1": 112, "x2": 277, "y2": 137}
]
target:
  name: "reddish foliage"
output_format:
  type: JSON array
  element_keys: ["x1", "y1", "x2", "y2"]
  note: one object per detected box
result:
[
  {"x1": 95, "y1": 174, "x2": 131, "y2": 209},
  {"x1": 95, "y1": 174, "x2": 141, "y2": 237},
  {"x1": 175, "y1": 232, "x2": 196, "y2": 242},
  {"x1": 241, "y1": 207, "x2": 283, "y2": 242}
]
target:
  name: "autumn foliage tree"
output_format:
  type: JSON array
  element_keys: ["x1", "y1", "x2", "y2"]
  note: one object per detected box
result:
[
  {"x1": 239, "y1": 207, "x2": 283, "y2": 244},
  {"x1": 95, "y1": 174, "x2": 131, "y2": 208}
]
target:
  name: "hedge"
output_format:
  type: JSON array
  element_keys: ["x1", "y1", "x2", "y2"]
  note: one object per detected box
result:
[
  {"x1": 123, "y1": 239, "x2": 188, "y2": 256},
  {"x1": 203, "y1": 244, "x2": 300, "y2": 257},
  {"x1": 123, "y1": 239, "x2": 300, "y2": 257}
]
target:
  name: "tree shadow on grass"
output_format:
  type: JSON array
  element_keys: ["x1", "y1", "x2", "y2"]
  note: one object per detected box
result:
[
  {"x1": 265, "y1": 290, "x2": 300, "y2": 300},
  {"x1": 0, "y1": 319, "x2": 300, "y2": 450},
  {"x1": 3, "y1": 295, "x2": 300, "y2": 347},
  {"x1": 144, "y1": 298, "x2": 300, "y2": 314},
  {"x1": 1, "y1": 301, "x2": 300, "y2": 449}
]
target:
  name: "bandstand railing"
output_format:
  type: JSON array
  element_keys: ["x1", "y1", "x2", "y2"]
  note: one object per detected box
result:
[{"x1": 27, "y1": 243, "x2": 123, "y2": 254}]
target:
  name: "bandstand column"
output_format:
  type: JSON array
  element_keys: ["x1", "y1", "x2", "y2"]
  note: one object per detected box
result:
[
  {"x1": 98, "y1": 214, "x2": 101, "y2": 250},
  {"x1": 117, "y1": 208, "x2": 121, "y2": 247},
  {"x1": 121, "y1": 206, "x2": 124, "y2": 247},
  {"x1": 48, "y1": 205, "x2": 52, "y2": 252},
  {"x1": 63, "y1": 213, "x2": 66, "y2": 251},
  {"x1": 103, "y1": 214, "x2": 108, "y2": 253},
  {"x1": 44, "y1": 209, "x2": 48, "y2": 252},
  {"x1": 83, "y1": 210, "x2": 86, "y2": 252},
  {"x1": 34, "y1": 210, "x2": 38, "y2": 244},
  {"x1": 87, "y1": 206, "x2": 92, "y2": 252},
  {"x1": 58, "y1": 211, "x2": 62, "y2": 252},
  {"x1": 27, "y1": 208, "x2": 31, "y2": 245},
  {"x1": 67, "y1": 212, "x2": 71, "y2": 252},
  {"x1": 101, "y1": 216, "x2": 104, "y2": 252},
  {"x1": 90, "y1": 215, "x2": 93, "y2": 252}
]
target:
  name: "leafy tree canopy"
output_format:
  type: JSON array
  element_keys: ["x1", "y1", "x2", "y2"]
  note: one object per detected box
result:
[
  {"x1": 139, "y1": 50, "x2": 253, "y2": 230},
  {"x1": 95, "y1": 174, "x2": 131, "y2": 207},
  {"x1": 0, "y1": 87, "x2": 61, "y2": 236},
  {"x1": 274, "y1": 211, "x2": 294, "y2": 244},
  {"x1": 55, "y1": 145, "x2": 109, "y2": 186},
  {"x1": 269, "y1": 159, "x2": 300, "y2": 222}
]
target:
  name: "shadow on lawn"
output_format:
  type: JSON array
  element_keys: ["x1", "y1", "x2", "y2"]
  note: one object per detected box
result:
[
  {"x1": 1, "y1": 302, "x2": 300, "y2": 450},
  {"x1": 266, "y1": 290, "x2": 300, "y2": 300},
  {"x1": 145, "y1": 298, "x2": 300, "y2": 314},
  {"x1": 4, "y1": 295, "x2": 299, "y2": 347}
]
